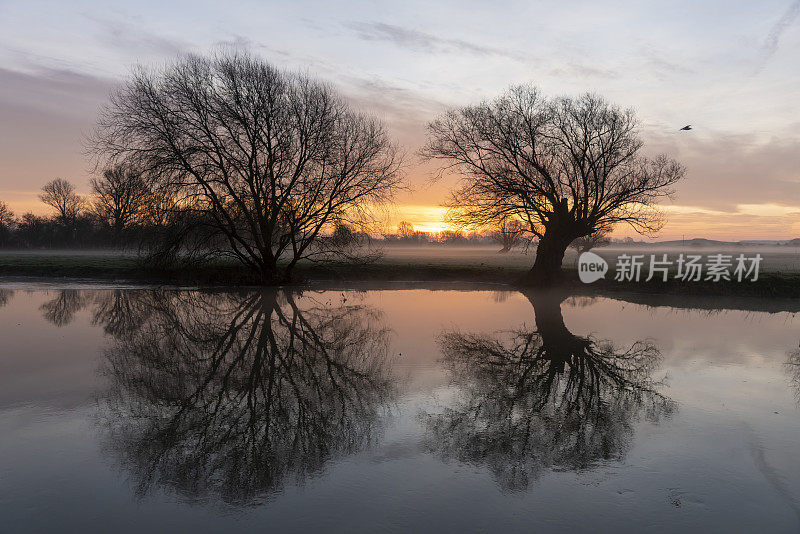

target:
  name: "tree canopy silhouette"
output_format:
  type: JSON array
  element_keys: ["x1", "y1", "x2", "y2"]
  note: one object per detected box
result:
[
  {"x1": 90, "y1": 164, "x2": 151, "y2": 235},
  {"x1": 39, "y1": 178, "x2": 83, "y2": 228},
  {"x1": 422, "y1": 86, "x2": 685, "y2": 285},
  {"x1": 0, "y1": 201, "x2": 13, "y2": 246},
  {"x1": 92, "y1": 51, "x2": 403, "y2": 283}
]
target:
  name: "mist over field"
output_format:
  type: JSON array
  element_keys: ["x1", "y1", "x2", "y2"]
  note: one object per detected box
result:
[{"x1": 3, "y1": 241, "x2": 798, "y2": 280}]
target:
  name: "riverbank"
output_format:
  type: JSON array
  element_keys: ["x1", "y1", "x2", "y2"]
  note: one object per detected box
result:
[{"x1": 1, "y1": 249, "x2": 800, "y2": 300}]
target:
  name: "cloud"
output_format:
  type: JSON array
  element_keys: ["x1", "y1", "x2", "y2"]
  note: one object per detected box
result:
[
  {"x1": 659, "y1": 208, "x2": 800, "y2": 240},
  {"x1": 736, "y1": 203, "x2": 800, "y2": 217},
  {"x1": 345, "y1": 21, "x2": 528, "y2": 62},
  {"x1": 345, "y1": 75, "x2": 444, "y2": 115},
  {"x1": 336, "y1": 74, "x2": 448, "y2": 147},
  {"x1": 638, "y1": 46, "x2": 693, "y2": 80},
  {"x1": 646, "y1": 131, "x2": 800, "y2": 213},
  {"x1": 214, "y1": 34, "x2": 256, "y2": 51},
  {"x1": 755, "y1": 0, "x2": 800, "y2": 73},
  {"x1": 0, "y1": 65, "x2": 114, "y2": 117},
  {"x1": 345, "y1": 21, "x2": 618, "y2": 81},
  {"x1": 85, "y1": 15, "x2": 187, "y2": 58},
  {"x1": 546, "y1": 62, "x2": 618, "y2": 80},
  {"x1": 0, "y1": 66, "x2": 114, "y2": 203}
]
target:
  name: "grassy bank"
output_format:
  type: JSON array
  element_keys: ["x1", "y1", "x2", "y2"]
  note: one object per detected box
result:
[
  {"x1": 1, "y1": 250, "x2": 799, "y2": 298},
  {"x1": 0, "y1": 251, "x2": 521, "y2": 285}
]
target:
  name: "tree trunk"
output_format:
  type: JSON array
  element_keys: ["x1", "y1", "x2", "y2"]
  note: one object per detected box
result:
[
  {"x1": 527, "y1": 290, "x2": 569, "y2": 369},
  {"x1": 525, "y1": 229, "x2": 572, "y2": 287},
  {"x1": 258, "y1": 257, "x2": 280, "y2": 285},
  {"x1": 524, "y1": 289, "x2": 596, "y2": 373}
]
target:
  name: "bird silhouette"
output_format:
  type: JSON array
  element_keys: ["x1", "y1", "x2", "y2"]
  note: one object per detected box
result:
[{"x1": 680, "y1": 125, "x2": 692, "y2": 131}]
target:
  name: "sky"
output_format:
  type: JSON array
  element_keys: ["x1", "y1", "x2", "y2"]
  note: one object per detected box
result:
[{"x1": 0, "y1": 0, "x2": 799, "y2": 240}]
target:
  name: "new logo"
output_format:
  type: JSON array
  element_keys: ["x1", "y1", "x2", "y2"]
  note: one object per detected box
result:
[{"x1": 578, "y1": 252, "x2": 608, "y2": 283}]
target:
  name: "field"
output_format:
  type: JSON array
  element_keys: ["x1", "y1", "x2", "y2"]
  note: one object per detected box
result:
[
  {"x1": 0, "y1": 244, "x2": 799, "y2": 297},
  {"x1": 379, "y1": 244, "x2": 800, "y2": 273}
]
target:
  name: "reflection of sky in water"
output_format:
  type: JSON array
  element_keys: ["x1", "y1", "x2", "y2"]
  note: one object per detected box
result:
[{"x1": 1, "y1": 287, "x2": 799, "y2": 532}]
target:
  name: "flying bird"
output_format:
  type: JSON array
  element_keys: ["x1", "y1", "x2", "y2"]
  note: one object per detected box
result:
[{"x1": 680, "y1": 125, "x2": 692, "y2": 131}]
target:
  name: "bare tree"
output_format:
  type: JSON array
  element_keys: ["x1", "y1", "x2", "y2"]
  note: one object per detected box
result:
[
  {"x1": 0, "y1": 201, "x2": 13, "y2": 246},
  {"x1": 91, "y1": 51, "x2": 403, "y2": 283},
  {"x1": 91, "y1": 164, "x2": 150, "y2": 234},
  {"x1": 0, "y1": 201, "x2": 13, "y2": 227},
  {"x1": 422, "y1": 86, "x2": 685, "y2": 285},
  {"x1": 327, "y1": 221, "x2": 364, "y2": 250},
  {"x1": 570, "y1": 229, "x2": 611, "y2": 255},
  {"x1": 491, "y1": 217, "x2": 525, "y2": 253},
  {"x1": 397, "y1": 220, "x2": 415, "y2": 240},
  {"x1": 787, "y1": 349, "x2": 800, "y2": 404},
  {"x1": 39, "y1": 178, "x2": 83, "y2": 227}
]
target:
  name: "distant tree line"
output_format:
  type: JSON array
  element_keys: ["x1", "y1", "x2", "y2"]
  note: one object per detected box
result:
[
  {"x1": 383, "y1": 220, "x2": 498, "y2": 246},
  {"x1": 0, "y1": 169, "x2": 202, "y2": 250},
  {"x1": 0, "y1": 184, "x2": 540, "y2": 252},
  {"x1": 382, "y1": 219, "x2": 543, "y2": 252},
  {"x1": 0, "y1": 173, "x2": 149, "y2": 249}
]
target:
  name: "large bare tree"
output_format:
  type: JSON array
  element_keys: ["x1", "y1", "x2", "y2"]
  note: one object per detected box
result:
[
  {"x1": 91, "y1": 164, "x2": 150, "y2": 234},
  {"x1": 39, "y1": 178, "x2": 83, "y2": 227},
  {"x1": 422, "y1": 86, "x2": 685, "y2": 285},
  {"x1": 91, "y1": 51, "x2": 403, "y2": 283}
]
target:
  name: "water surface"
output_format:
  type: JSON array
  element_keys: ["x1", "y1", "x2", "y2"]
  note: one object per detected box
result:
[{"x1": 1, "y1": 285, "x2": 799, "y2": 532}]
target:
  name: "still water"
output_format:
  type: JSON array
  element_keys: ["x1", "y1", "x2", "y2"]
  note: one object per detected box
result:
[{"x1": 1, "y1": 285, "x2": 799, "y2": 533}]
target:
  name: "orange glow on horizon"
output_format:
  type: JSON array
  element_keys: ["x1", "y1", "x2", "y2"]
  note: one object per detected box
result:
[
  {"x1": 386, "y1": 204, "x2": 456, "y2": 234},
  {"x1": 3, "y1": 189, "x2": 800, "y2": 241},
  {"x1": 386, "y1": 202, "x2": 800, "y2": 241}
]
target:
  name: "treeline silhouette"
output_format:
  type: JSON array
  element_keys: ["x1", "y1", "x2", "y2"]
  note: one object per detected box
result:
[
  {"x1": 382, "y1": 220, "x2": 527, "y2": 248},
  {"x1": 0, "y1": 173, "x2": 193, "y2": 250},
  {"x1": 0, "y1": 188, "x2": 516, "y2": 251}
]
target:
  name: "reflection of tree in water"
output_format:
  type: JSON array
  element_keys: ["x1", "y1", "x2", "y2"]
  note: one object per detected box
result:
[
  {"x1": 424, "y1": 291, "x2": 675, "y2": 492},
  {"x1": 787, "y1": 349, "x2": 800, "y2": 402},
  {"x1": 39, "y1": 289, "x2": 153, "y2": 334},
  {"x1": 39, "y1": 289, "x2": 88, "y2": 326},
  {"x1": 96, "y1": 290, "x2": 396, "y2": 505},
  {"x1": 90, "y1": 289, "x2": 153, "y2": 336},
  {"x1": 0, "y1": 288, "x2": 13, "y2": 308}
]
